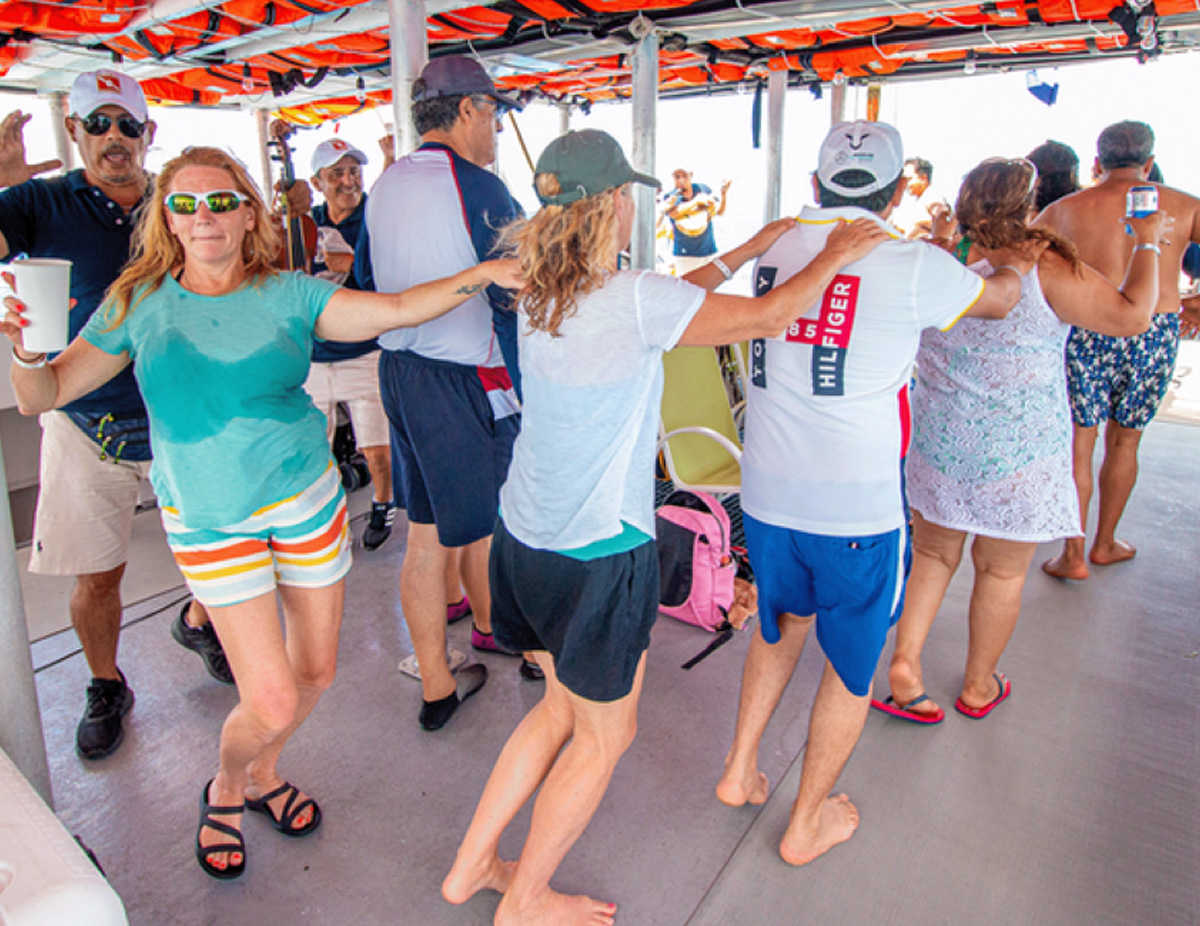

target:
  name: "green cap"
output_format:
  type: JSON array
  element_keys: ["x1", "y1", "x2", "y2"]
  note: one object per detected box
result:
[{"x1": 534, "y1": 129, "x2": 660, "y2": 206}]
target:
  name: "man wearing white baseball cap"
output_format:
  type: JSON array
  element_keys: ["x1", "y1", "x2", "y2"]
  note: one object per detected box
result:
[
  {"x1": 0, "y1": 69, "x2": 230, "y2": 762},
  {"x1": 714, "y1": 120, "x2": 1037, "y2": 866},
  {"x1": 301, "y1": 137, "x2": 398, "y2": 550}
]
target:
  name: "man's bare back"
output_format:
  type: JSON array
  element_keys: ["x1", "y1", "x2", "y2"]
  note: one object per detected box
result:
[{"x1": 1036, "y1": 172, "x2": 1200, "y2": 315}]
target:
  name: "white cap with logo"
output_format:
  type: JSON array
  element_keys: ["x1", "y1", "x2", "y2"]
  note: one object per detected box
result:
[
  {"x1": 817, "y1": 121, "x2": 904, "y2": 198},
  {"x1": 68, "y1": 69, "x2": 149, "y2": 123},
  {"x1": 311, "y1": 138, "x2": 369, "y2": 175}
]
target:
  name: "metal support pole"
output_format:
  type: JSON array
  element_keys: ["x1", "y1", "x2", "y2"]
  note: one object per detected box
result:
[
  {"x1": 629, "y1": 19, "x2": 658, "y2": 271},
  {"x1": 763, "y1": 69, "x2": 786, "y2": 224},
  {"x1": 50, "y1": 92, "x2": 74, "y2": 173},
  {"x1": 559, "y1": 102, "x2": 571, "y2": 136},
  {"x1": 254, "y1": 108, "x2": 273, "y2": 199},
  {"x1": 830, "y1": 80, "x2": 847, "y2": 124},
  {"x1": 389, "y1": 0, "x2": 426, "y2": 157},
  {"x1": 0, "y1": 434, "x2": 52, "y2": 807}
]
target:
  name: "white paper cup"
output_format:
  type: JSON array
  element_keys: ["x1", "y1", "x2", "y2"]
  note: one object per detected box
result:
[{"x1": 11, "y1": 258, "x2": 72, "y2": 353}]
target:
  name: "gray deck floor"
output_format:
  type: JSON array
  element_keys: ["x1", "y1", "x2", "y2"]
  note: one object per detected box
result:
[{"x1": 24, "y1": 420, "x2": 1200, "y2": 926}]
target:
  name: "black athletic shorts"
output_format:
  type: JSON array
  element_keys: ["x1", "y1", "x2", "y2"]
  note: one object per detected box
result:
[{"x1": 489, "y1": 518, "x2": 660, "y2": 703}]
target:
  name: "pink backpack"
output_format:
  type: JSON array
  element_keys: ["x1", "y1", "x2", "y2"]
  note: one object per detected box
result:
[{"x1": 656, "y1": 489, "x2": 738, "y2": 634}]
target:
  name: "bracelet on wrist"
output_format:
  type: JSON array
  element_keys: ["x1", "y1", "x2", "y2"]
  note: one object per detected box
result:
[
  {"x1": 994, "y1": 264, "x2": 1024, "y2": 278},
  {"x1": 1133, "y1": 242, "x2": 1161, "y2": 256},
  {"x1": 11, "y1": 346, "x2": 47, "y2": 369},
  {"x1": 711, "y1": 257, "x2": 734, "y2": 282}
]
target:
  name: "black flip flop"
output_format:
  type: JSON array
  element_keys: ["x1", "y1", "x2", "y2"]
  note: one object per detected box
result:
[
  {"x1": 245, "y1": 781, "x2": 322, "y2": 837},
  {"x1": 196, "y1": 779, "x2": 246, "y2": 880}
]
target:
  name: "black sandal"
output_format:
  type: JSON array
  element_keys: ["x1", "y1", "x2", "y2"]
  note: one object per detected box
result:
[
  {"x1": 196, "y1": 779, "x2": 246, "y2": 880},
  {"x1": 245, "y1": 781, "x2": 322, "y2": 837}
]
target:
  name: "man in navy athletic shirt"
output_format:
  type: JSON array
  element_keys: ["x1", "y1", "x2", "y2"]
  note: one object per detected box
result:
[
  {"x1": 0, "y1": 70, "x2": 230, "y2": 760},
  {"x1": 367, "y1": 56, "x2": 524, "y2": 731}
]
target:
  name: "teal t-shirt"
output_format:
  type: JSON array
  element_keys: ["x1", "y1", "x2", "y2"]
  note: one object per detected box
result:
[{"x1": 82, "y1": 271, "x2": 340, "y2": 529}]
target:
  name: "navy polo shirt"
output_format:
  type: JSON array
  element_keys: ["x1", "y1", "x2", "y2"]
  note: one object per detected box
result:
[
  {"x1": 311, "y1": 195, "x2": 377, "y2": 363},
  {"x1": 0, "y1": 169, "x2": 147, "y2": 421}
]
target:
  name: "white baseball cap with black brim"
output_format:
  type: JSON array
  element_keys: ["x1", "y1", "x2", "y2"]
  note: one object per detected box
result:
[{"x1": 817, "y1": 121, "x2": 904, "y2": 197}]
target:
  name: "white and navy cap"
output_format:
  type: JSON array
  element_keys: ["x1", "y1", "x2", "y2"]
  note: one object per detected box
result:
[
  {"x1": 69, "y1": 69, "x2": 149, "y2": 123},
  {"x1": 311, "y1": 138, "x2": 369, "y2": 175},
  {"x1": 817, "y1": 121, "x2": 904, "y2": 197}
]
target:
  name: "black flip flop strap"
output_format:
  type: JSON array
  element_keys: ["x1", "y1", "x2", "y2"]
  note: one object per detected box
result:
[
  {"x1": 200, "y1": 816, "x2": 244, "y2": 843},
  {"x1": 254, "y1": 783, "x2": 313, "y2": 830},
  {"x1": 278, "y1": 790, "x2": 316, "y2": 830}
]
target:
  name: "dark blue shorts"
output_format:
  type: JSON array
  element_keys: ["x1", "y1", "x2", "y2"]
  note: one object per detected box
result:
[
  {"x1": 744, "y1": 514, "x2": 909, "y2": 698},
  {"x1": 379, "y1": 350, "x2": 519, "y2": 548},
  {"x1": 490, "y1": 519, "x2": 659, "y2": 703}
]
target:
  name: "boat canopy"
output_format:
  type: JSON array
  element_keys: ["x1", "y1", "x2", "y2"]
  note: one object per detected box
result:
[{"x1": 0, "y1": 1, "x2": 1195, "y2": 122}]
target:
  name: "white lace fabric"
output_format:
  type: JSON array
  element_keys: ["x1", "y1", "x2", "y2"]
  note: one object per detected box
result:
[{"x1": 906, "y1": 264, "x2": 1083, "y2": 542}]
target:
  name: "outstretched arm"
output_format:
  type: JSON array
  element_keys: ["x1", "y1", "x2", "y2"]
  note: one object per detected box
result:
[
  {"x1": 314, "y1": 259, "x2": 524, "y2": 342},
  {"x1": 3, "y1": 295, "x2": 129, "y2": 415},
  {"x1": 0, "y1": 110, "x2": 66, "y2": 260},
  {"x1": 679, "y1": 218, "x2": 889, "y2": 346}
]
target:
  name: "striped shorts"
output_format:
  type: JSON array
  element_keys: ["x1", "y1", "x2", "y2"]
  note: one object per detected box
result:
[{"x1": 161, "y1": 465, "x2": 352, "y2": 608}]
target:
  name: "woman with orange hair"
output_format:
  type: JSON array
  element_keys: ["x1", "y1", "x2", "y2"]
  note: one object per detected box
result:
[
  {"x1": 874, "y1": 157, "x2": 1168, "y2": 725},
  {"x1": 3, "y1": 145, "x2": 521, "y2": 879}
]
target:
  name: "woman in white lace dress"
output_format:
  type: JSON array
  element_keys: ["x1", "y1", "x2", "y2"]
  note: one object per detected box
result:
[{"x1": 873, "y1": 157, "x2": 1167, "y2": 724}]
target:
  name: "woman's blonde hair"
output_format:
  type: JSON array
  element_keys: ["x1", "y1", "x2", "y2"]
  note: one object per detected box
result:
[
  {"x1": 956, "y1": 158, "x2": 1080, "y2": 274},
  {"x1": 500, "y1": 174, "x2": 623, "y2": 336},
  {"x1": 102, "y1": 146, "x2": 280, "y2": 329}
]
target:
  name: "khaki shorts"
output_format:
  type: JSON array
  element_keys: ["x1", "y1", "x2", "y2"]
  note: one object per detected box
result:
[
  {"x1": 303, "y1": 351, "x2": 389, "y2": 448},
  {"x1": 29, "y1": 411, "x2": 152, "y2": 576}
]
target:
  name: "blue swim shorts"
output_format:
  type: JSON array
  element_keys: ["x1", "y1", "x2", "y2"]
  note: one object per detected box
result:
[
  {"x1": 1065, "y1": 313, "x2": 1180, "y2": 430},
  {"x1": 743, "y1": 514, "x2": 909, "y2": 697}
]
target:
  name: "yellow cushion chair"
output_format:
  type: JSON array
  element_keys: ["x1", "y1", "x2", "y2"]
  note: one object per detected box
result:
[{"x1": 658, "y1": 345, "x2": 743, "y2": 494}]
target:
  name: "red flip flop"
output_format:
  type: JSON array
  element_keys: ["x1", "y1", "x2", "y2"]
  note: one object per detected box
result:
[
  {"x1": 954, "y1": 673, "x2": 1011, "y2": 719},
  {"x1": 870, "y1": 693, "x2": 945, "y2": 725}
]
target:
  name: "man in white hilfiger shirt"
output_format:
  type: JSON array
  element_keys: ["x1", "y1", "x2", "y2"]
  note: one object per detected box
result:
[
  {"x1": 366, "y1": 56, "x2": 525, "y2": 731},
  {"x1": 714, "y1": 121, "x2": 1040, "y2": 866}
]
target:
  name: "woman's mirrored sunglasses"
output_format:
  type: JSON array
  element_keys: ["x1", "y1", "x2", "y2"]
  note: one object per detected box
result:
[
  {"x1": 76, "y1": 112, "x2": 148, "y2": 139},
  {"x1": 163, "y1": 190, "x2": 248, "y2": 215}
]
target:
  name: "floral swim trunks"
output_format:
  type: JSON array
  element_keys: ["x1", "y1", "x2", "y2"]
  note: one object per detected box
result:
[{"x1": 1064, "y1": 312, "x2": 1180, "y2": 430}]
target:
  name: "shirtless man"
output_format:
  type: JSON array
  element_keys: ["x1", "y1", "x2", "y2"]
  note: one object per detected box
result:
[{"x1": 1039, "y1": 121, "x2": 1200, "y2": 580}]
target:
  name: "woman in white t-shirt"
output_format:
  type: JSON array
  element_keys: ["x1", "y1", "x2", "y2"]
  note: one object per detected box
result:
[{"x1": 441, "y1": 129, "x2": 886, "y2": 925}]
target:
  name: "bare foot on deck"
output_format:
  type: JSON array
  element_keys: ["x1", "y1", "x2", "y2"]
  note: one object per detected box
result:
[
  {"x1": 716, "y1": 765, "x2": 769, "y2": 808},
  {"x1": 442, "y1": 851, "x2": 517, "y2": 904},
  {"x1": 1089, "y1": 539, "x2": 1136, "y2": 566},
  {"x1": 715, "y1": 751, "x2": 770, "y2": 807},
  {"x1": 494, "y1": 889, "x2": 616, "y2": 926},
  {"x1": 779, "y1": 794, "x2": 860, "y2": 867},
  {"x1": 1041, "y1": 550, "x2": 1089, "y2": 581}
]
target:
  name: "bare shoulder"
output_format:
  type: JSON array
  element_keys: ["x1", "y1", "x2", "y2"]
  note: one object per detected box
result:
[{"x1": 1036, "y1": 247, "x2": 1079, "y2": 286}]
